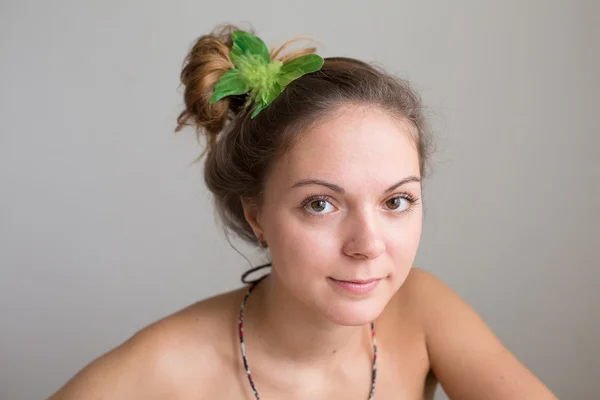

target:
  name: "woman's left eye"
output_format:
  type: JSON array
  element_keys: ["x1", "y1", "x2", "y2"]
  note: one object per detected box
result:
[{"x1": 384, "y1": 195, "x2": 412, "y2": 212}]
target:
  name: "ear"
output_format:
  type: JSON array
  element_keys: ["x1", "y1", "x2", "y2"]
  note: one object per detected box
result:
[{"x1": 241, "y1": 197, "x2": 263, "y2": 240}]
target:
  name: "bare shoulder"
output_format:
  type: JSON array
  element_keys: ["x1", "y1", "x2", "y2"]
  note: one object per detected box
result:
[
  {"x1": 48, "y1": 288, "x2": 246, "y2": 400},
  {"x1": 397, "y1": 267, "x2": 558, "y2": 399}
]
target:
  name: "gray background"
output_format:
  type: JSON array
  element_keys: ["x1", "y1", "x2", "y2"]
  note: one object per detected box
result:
[{"x1": 1, "y1": 1, "x2": 598, "y2": 399}]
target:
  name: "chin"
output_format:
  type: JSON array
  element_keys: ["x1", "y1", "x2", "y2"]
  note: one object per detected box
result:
[{"x1": 320, "y1": 293, "x2": 390, "y2": 327}]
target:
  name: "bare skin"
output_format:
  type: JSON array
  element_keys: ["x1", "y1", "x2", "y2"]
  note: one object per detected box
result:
[{"x1": 48, "y1": 105, "x2": 557, "y2": 399}]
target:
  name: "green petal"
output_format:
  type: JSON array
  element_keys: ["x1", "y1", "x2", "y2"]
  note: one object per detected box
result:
[
  {"x1": 277, "y1": 54, "x2": 324, "y2": 86},
  {"x1": 264, "y1": 83, "x2": 284, "y2": 105},
  {"x1": 209, "y1": 69, "x2": 250, "y2": 104},
  {"x1": 251, "y1": 102, "x2": 269, "y2": 119},
  {"x1": 250, "y1": 83, "x2": 284, "y2": 119},
  {"x1": 230, "y1": 30, "x2": 271, "y2": 68}
]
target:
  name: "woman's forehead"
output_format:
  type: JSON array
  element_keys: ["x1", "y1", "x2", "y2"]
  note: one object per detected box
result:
[{"x1": 276, "y1": 106, "x2": 421, "y2": 182}]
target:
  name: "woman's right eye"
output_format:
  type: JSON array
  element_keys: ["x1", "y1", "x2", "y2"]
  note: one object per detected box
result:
[{"x1": 304, "y1": 198, "x2": 336, "y2": 214}]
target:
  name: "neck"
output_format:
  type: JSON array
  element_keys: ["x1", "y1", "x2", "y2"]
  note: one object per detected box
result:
[{"x1": 242, "y1": 272, "x2": 372, "y2": 365}]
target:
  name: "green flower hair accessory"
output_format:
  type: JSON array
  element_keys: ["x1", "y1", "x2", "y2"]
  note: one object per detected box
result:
[{"x1": 209, "y1": 30, "x2": 324, "y2": 118}]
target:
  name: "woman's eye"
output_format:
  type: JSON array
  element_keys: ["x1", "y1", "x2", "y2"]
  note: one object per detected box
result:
[
  {"x1": 385, "y1": 196, "x2": 409, "y2": 211},
  {"x1": 305, "y1": 199, "x2": 335, "y2": 214}
]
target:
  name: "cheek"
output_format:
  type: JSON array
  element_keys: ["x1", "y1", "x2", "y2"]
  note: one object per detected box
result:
[
  {"x1": 264, "y1": 211, "x2": 339, "y2": 274},
  {"x1": 386, "y1": 215, "x2": 423, "y2": 270}
]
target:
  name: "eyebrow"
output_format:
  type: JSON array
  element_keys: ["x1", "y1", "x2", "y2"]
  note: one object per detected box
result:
[{"x1": 290, "y1": 176, "x2": 421, "y2": 194}]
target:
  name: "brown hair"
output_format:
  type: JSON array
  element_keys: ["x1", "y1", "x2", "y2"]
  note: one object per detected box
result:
[{"x1": 175, "y1": 24, "x2": 433, "y2": 245}]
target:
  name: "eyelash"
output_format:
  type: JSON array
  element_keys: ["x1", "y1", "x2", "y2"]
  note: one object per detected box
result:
[{"x1": 300, "y1": 193, "x2": 420, "y2": 216}]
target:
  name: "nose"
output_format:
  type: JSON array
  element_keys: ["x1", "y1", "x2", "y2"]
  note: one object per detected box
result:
[{"x1": 342, "y1": 210, "x2": 386, "y2": 260}]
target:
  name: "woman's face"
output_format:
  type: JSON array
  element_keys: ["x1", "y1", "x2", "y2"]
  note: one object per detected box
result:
[{"x1": 252, "y1": 104, "x2": 423, "y2": 326}]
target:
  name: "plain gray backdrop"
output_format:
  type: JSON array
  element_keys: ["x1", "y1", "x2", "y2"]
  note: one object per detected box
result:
[{"x1": 1, "y1": 0, "x2": 598, "y2": 399}]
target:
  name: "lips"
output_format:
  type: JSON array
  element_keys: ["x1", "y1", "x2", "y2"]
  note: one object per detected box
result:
[
  {"x1": 329, "y1": 277, "x2": 382, "y2": 294},
  {"x1": 335, "y1": 278, "x2": 380, "y2": 284}
]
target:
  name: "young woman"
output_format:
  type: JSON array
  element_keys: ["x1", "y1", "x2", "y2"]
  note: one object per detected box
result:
[{"x1": 49, "y1": 25, "x2": 558, "y2": 400}]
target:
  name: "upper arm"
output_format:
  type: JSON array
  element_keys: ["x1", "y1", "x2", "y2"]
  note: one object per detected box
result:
[
  {"x1": 47, "y1": 321, "x2": 200, "y2": 400},
  {"x1": 410, "y1": 268, "x2": 558, "y2": 400},
  {"x1": 47, "y1": 340, "x2": 145, "y2": 399}
]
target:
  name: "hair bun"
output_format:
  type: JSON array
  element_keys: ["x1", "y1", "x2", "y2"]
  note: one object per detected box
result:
[{"x1": 175, "y1": 24, "x2": 246, "y2": 151}]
